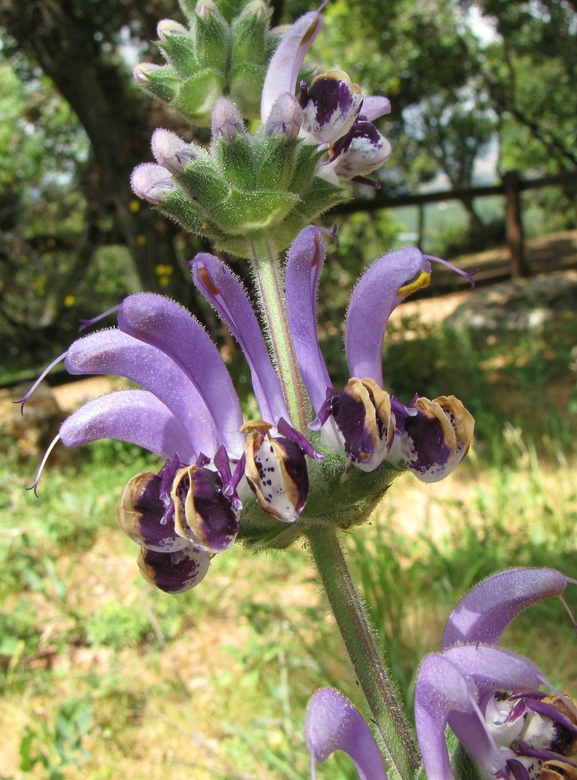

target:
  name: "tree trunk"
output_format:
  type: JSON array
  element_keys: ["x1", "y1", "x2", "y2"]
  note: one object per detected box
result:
[{"x1": 0, "y1": 0, "x2": 199, "y2": 307}]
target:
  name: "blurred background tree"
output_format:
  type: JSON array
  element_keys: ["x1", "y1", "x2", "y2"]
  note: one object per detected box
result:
[{"x1": 0, "y1": 0, "x2": 575, "y2": 379}]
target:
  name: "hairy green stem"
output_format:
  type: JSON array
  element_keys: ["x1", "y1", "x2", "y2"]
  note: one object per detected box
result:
[
  {"x1": 306, "y1": 525, "x2": 420, "y2": 780},
  {"x1": 248, "y1": 233, "x2": 308, "y2": 432}
]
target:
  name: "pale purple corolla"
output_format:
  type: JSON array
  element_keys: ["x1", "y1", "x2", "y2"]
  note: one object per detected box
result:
[
  {"x1": 305, "y1": 688, "x2": 389, "y2": 780},
  {"x1": 415, "y1": 567, "x2": 577, "y2": 780},
  {"x1": 22, "y1": 285, "x2": 318, "y2": 593},
  {"x1": 285, "y1": 227, "x2": 475, "y2": 481}
]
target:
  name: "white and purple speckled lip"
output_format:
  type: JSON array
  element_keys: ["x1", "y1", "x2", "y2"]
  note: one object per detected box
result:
[
  {"x1": 391, "y1": 395, "x2": 474, "y2": 483},
  {"x1": 117, "y1": 471, "x2": 190, "y2": 554},
  {"x1": 305, "y1": 688, "x2": 388, "y2": 780},
  {"x1": 315, "y1": 378, "x2": 395, "y2": 472},
  {"x1": 415, "y1": 568, "x2": 577, "y2": 780},
  {"x1": 300, "y1": 71, "x2": 362, "y2": 145},
  {"x1": 243, "y1": 424, "x2": 310, "y2": 523},
  {"x1": 171, "y1": 463, "x2": 241, "y2": 553},
  {"x1": 328, "y1": 120, "x2": 392, "y2": 181},
  {"x1": 137, "y1": 545, "x2": 211, "y2": 594}
]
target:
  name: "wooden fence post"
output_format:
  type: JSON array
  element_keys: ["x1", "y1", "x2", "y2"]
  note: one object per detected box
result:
[{"x1": 503, "y1": 170, "x2": 530, "y2": 278}]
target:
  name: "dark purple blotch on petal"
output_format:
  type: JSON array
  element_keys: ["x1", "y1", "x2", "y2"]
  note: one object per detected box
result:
[
  {"x1": 116, "y1": 471, "x2": 189, "y2": 553},
  {"x1": 171, "y1": 465, "x2": 241, "y2": 553},
  {"x1": 243, "y1": 424, "x2": 309, "y2": 522},
  {"x1": 137, "y1": 546, "x2": 211, "y2": 594}
]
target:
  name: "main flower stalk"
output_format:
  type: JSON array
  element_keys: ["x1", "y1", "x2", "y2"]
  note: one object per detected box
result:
[
  {"x1": 248, "y1": 232, "x2": 309, "y2": 433},
  {"x1": 306, "y1": 525, "x2": 420, "y2": 780}
]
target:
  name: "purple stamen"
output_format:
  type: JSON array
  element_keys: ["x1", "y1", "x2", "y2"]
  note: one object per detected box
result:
[
  {"x1": 515, "y1": 740, "x2": 577, "y2": 765},
  {"x1": 15, "y1": 351, "x2": 68, "y2": 414},
  {"x1": 78, "y1": 305, "x2": 121, "y2": 332},
  {"x1": 524, "y1": 697, "x2": 577, "y2": 734},
  {"x1": 424, "y1": 254, "x2": 477, "y2": 287},
  {"x1": 27, "y1": 434, "x2": 61, "y2": 496},
  {"x1": 351, "y1": 175, "x2": 381, "y2": 188},
  {"x1": 559, "y1": 594, "x2": 577, "y2": 637}
]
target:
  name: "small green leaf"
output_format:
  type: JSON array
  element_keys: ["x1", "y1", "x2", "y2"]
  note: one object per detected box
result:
[{"x1": 174, "y1": 69, "x2": 226, "y2": 125}]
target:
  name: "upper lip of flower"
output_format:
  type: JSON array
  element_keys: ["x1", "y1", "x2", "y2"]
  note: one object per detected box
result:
[
  {"x1": 305, "y1": 687, "x2": 389, "y2": 780},
  {"x1": 415, "y1": 567, "x2": 577, "y2": 780},
  {"x1": 260, "y1": 7, "x2": 325, "y2": 126}
]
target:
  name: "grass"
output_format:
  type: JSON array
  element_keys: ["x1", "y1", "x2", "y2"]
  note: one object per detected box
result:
[{"x1": 1, "y1": 311, "x2": 577, "y2": 779}]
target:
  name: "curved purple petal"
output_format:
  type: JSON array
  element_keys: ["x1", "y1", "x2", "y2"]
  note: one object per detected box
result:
[
  {"x1": 60, "y1": 390, "x2": 195, "y2": 462},
  {"x1": 65, "y1": 328, "x2": 219, "y2": 458},
  {"x1": 117, "y1": 294, "x2": 244, "y2": 459},
  {"x1": 443, "y1": 645, "x2": 544, "y2": 699},
  {"x1": 305, "y1": 688, "x2": 388, "y2": 780},
  {"x1": 415, "y1": 653, "x2": 490, "y2": 780},
  {"x1": 345, "y1": 248, "x2": 432, "y2": 386},
  {"x1": 361, "y1": 95, "x2": 392, "y2": 122},
  {"x1": 443, "y1": 646, "x2": 545, "y2": 775},
  {"x1": 285, "y1": 227, "x2": 333, "y2": 413},
  {"x1": 191, "y1": 253, "x2": 289, "y2": 425},
  {"x1": 261, "y1": 10, "x2": 324, "y2": 124},
  {"x1": 442, "y1": 568, "x2": 568, "y2": 651}
]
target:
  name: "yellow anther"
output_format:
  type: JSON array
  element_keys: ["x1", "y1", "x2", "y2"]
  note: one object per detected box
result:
[
  {"x1": 397, "y1": 270, "x2": 431, "y2": 298},
  {"x1": 240, "y1": 420, "x2": 273, "y2": 434}
]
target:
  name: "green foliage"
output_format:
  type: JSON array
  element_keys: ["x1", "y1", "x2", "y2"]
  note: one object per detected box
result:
[{"x1": 19, "y1": 698, "x2": 93, "y2": 779}]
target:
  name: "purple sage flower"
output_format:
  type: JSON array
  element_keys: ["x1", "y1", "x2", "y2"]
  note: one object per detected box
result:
[
  {"x1": 305, "y1": 688, "x2": 388, "y2": 779},
  {"x1": 415, "y1": 567, "x2": 577, "y2": 780},
  {"x1": 23, "y1": 288, "x2": 320, "y2": 593},
  {"x1": 285, "y1": 227, "x2": 475, "y2": 481}
]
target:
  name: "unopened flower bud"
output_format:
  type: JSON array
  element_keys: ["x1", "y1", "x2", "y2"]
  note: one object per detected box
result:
[
  {"x1": 265, "y1": 92, "x2": 303, "y2": 140},
  {"x1": 151, "y1": 128, "x2": 197, "y2": 173},
  {"x1": 133, "y1": 63, "x2": 179, "y2": 103},
  {"x1": 131, "y1": 163, "x2": 176, "y2": 204},
  {"x1": 195, "y1": 0, "x2": 217, "y2": 22},
  {"x1": 157, "y1": 19, "x2": 189, "y2": 40},
  {"x1": 211, "y1": 97, "x2": 245, "y2": 142},
  {"x1": 133, "y1": 63, "x2": 162, "y2": 84},
  {"x1": 237, "y1": 0, "x2": 268, "y2": 23}
]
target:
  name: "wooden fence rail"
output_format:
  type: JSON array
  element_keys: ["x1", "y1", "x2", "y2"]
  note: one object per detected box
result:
[{"x1": 330, "y1": 169, "x2": 577, "y2": 278}]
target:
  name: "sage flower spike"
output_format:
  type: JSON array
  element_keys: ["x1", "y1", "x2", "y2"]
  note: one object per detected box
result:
[
  {"x1": 305, "y1": 688, "x2": 388, "y2": 780},
  {"x1": 285, "y1": 229, "x2": 474, "y2": 480},
  {"x1": 415, "y1": 567, "x2": 577, "y2": 780}
]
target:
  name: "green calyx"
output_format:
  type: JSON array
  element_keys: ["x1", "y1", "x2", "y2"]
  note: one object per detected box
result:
[
  {"x1": 158, "y1": 134, "x2": 346, "y2": 256},
  {"x1": 237, "y1": 444, "x2": 404, "y2": 551},
  {"x1": 140, "y1": 0, "x2": 274, "y2": 124}
]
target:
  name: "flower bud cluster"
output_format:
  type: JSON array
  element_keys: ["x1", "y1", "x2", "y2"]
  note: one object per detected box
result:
[
  {"x1": 132, "y1": 3, "x2": 393, "y2": 255},
  {"x1": 134, "y1": 0, "x2": 276, "y2": 124}
]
